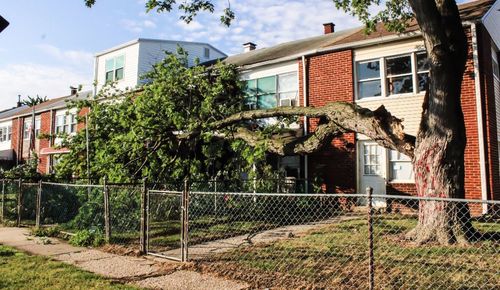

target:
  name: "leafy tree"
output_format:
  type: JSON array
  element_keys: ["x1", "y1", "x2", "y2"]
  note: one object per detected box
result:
[
  {"x1": 82, "y1": 0, "x2": 480, "y2": 244},
  {"x1": 21, "y1": 95, "x2": 48, "y2": 107},
  {"x1": 58, "y1": 51, "x2": 274, "y2": 184}
]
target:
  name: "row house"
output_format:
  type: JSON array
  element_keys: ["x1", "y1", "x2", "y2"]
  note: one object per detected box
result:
[
  {"x1": 0, "y1": 39, "x2": 227, "y2": 174},
  {"x1": 224, "y1": 0, "x2": 500, "y2": 209}
]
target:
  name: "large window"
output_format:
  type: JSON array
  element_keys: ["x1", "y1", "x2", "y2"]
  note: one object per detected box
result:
[
  {"x1": 356, "y1": 51, "x2": 429, "y2": 99},
  {"x1": 105, "y1": 55, "x2": 125, "y2": 83},
  {"x1": 0, "y1": 125, "x2": 11, "y2": 143},
  {"x1": 23, "y1": 120, "x2": 31, "y2": 139},
  {"x1": 35, "y1": 117, "x2": 41, "y2": 138},
  {"x1": 389, "y1": 150, "x2": 414, "y2": 181},
  {"x1": 56, "y1": 113, "x2": 78, "y2": 134},
  {"x1": 245, "y1": 72, "x2": 298, "y2": 109}
]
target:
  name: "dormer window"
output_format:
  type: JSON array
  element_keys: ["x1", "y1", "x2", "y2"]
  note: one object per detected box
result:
[{"x1": 105, "y1": 55, "x2": 125, "y2": 83}]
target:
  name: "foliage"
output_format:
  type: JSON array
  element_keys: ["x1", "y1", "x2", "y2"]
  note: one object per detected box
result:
[
  {"x1": 1, "y1": 153, "x2": 41, "y2": 181},
  {"x1": 21, "y1": 95, "x2": 48, "y2": 107},
  {"x1": 58, "y1": 51, "x2": 275, "y2": 184},
  {"x1": 30, "y1": 226, "x2": 61, "y2": 238},
  {"x1": 69, "y1": 229, "x2": 105, "y2": 247}
]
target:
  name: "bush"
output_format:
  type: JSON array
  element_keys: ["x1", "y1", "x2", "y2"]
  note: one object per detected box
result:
[
  {"x1": 69, "y1": 230, "x2": 105, "y2": 247},
  {"x1": 31, "y1": 226, "x2": 60, "y2": 238}
]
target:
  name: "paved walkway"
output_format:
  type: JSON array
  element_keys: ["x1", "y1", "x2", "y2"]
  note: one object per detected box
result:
[{"x1": 0, "y1": 227, "x2": 248, "y2": 290}]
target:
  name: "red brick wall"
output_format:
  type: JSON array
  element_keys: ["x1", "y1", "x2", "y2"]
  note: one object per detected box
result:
[
  {"x1": 300, "y1": 50, "x2": 356, "y2": 193},
  {"x1": 460, "y1": 27, "x2": 484, "y2": 200},
  {"x1": 11, "y1": 118, "x2": 20, "y2": 164},
  {"x1": 37, "y1": 111, "x2": 52, "y2": 173},
  {"x1": 77, "y1": 107, "x2": 90, "y2": 131}
]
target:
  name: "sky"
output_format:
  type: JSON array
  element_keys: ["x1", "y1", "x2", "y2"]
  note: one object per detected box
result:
[{"x1": 0, "y1": 0, "x2": 472, "y2": 111}]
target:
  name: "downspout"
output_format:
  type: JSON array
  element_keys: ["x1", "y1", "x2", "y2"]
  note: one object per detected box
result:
[
  {"x1": 470, "y1": 21, "x2": 489, "y2": 213},
  {"x1": 48, "y1": 109, "x2": 53, "y2": 174},
  {"x1": 15, "y1": 116, "x2": 20, "y2": 165},
  {"x1": 301, "y1": 55, "x2": 309, "y2": 191},
  {"x1": 93, "y1": 57, "x2": 99, "y2": 97}
]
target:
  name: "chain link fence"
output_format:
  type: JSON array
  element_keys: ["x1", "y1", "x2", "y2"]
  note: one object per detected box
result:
[{"x1": 1, "y1": 178, "x2": 499, "y2": 289}]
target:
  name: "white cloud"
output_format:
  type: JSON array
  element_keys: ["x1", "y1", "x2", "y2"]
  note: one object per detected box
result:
[
  {"x1": 0, "y1": 63, "x2": 93, "y2": 110},
  {"x1": 37, "y1": 44, "x2": 93, "y2": 68},
  {"x1": 121, "y1": 19, "x2": 158, "y2": 33}
]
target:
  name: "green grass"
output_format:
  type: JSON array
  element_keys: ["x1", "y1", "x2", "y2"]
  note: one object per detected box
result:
[
  {"x1": 199, "y1": 216, "x2": 500, "y2": 289},
  {"x1": 0, "y1": 245, "x2": 139, "y2": 290}
]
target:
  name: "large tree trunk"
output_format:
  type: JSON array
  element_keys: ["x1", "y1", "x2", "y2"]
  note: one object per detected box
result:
[{"x1": 406, "y1": 0, "x2": 476, "y2": 245}]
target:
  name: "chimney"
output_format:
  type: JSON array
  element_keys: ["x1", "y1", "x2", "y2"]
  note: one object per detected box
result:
[
  {"x1": 243, "y1": 42, "x2": 257, "y2": 52},
  {"x1": 17, "y1": 95, "x2": 22, "y2": 107},
  {"x1": 70, "y1": 86, "x2": 78, "y2": 95},
  {"x1": 323, "y1": 22, "x2": 335, "y2": 34}
]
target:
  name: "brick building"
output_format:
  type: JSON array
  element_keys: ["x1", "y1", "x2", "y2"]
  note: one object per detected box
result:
[{"x1": 225, "y1": 0, "x2": 500, "y2": 210}]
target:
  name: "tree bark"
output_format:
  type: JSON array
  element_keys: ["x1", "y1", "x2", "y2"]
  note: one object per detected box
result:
[{"x1": 406, "y1": 0, "x2": 476, "y2": 245}]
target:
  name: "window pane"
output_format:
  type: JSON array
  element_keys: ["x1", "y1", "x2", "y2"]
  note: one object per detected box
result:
[
  {"x1": 416, "y1": 52, "x2": 430, "y2": 71},
  {"x1": 418, "y1": 72, "x2": 429, "y2": 92},
  {"x1": 257, "y1": 76, "x2": 276, "y2": 94},
  {"x1": 105, "y1": 58, "x2": 114, "y2": 71},
  {"x1": 358, "y1": 80, "x2": 382, "y2": 98},
  {"x1": 390, "y1": 161, "x2": 414, "y2": 180},
  {"x1": 387, "y1": 75, "x2": 413, "y2": 95},
  {"x1": 115, "y1": 68, "x2": 124, "y2": 80},
  {"x1": 105, "y1": 71, "x2": 114, "y2": 82},
  {"x1": 386, "y1": 55, "x2": 411, "y2": 76},
  {"x1": 278, "y1": 73, "x2": 297, "y2": 92},
  {"x1": 257, "y1": 94, "x2": 277, "y2": 109},
  {"x1": 115, "y1": 55, "x2": 125, "y2": 68},
  {"x1": 357, "y1": 61, "x2": 380, "y2": 80}
]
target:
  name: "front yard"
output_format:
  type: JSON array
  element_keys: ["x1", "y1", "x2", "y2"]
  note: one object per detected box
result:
[{"x1": 0, "y1": 245, "x2": 137, "y2": 290}]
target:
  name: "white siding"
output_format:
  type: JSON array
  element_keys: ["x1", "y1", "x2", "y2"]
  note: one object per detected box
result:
[
  {"x1": 0, "y1": 120, "x2": 12, "y2": 151},
  {"x1": 95, "y1": 43, "x2": 140, "y2": 94},
  {"x1": 356, "y1": 95, "x2": 424, "y2": 140},
  {"x1": 483, "y1": 1, "x2": 500, "y2": 50},
  {"x1": 137, "y1": 41, "x2": 226, "y2": 81},
  {"x1": 240, "y1": 61, "x2": 298, "y2": 80}
]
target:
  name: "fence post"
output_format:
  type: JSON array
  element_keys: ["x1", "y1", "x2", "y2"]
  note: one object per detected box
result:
[
  {"x1": 35, "y1": 180, "x2": 42, "y2": 228},
  {"x1": 16, "y1": 178, "x2": 22, "y2": 227},
  {"x1": 1, "y1": 180, "x2": 4, "y2": 223},
  {"x1": 140, "y1": 178, "x2": 148, "y2": 254},
  {"x1": 367, "y1": 186, "x2": 374, "y2": 290},
  {"x1": 181, "y1": 178, "x2": 190, "y2": 262},
  {"x1": 103, "y1": 177, "x2": 111, "y2": 243}
]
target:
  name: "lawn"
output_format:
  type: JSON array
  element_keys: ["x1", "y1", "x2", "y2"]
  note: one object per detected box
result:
[
  {"x1": 0, "y1": 245, "x2": 138, "y2": 290},
  {"x1": 195, "y1": 216, "x2": 500, "y2": 289}
]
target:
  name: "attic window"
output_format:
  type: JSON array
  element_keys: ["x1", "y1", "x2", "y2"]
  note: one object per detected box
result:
[
  {"x1": 105, "y1": 55, "x2": 125, "y2": 83},
  {"x1": 204, "y1": 48, "x2": 210, "y2": 59}
]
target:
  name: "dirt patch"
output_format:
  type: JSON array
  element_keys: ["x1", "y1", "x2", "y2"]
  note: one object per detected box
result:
[{"x1": 100, "y1": 244, "x2": 142, "y2": 257}]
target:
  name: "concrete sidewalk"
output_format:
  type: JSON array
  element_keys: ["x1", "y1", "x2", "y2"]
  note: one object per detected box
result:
[{"x1": 0, "y1": 227, "x2": 248, "y2": 290}]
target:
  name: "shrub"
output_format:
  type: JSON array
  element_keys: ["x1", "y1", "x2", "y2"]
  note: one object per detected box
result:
[
  {"x1": 31, "y1": 226, "x2": 60, "y2": 238},
  {"x1": 69, "y1": 230, "x2": 105, "y2": 247}
]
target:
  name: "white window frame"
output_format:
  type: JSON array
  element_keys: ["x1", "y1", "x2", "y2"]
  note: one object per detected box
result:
[
  {"x1": 105, "y1": 55, "x2": 125, "y2": 83},
  {"x1": 35, "y1": 117, "x2": 41, "y2": 138},
  {"x1": 388, "y1": 150, "x2": 414, "y2": 183},
  {"x1": 355, "y1": 50, "x2": 429, "y2": 101},
  {"x1": 23, "y1": 120, "x2": 31, "y2": 140},
  {"x1": 245, "y1": 72, "x2": 299, "y2": 109},
  {"x1": 55, "y1": 111, "x2": 78, "y2": 135}
]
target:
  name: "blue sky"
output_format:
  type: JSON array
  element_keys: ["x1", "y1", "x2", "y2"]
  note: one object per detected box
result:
[{"x1": 0, "y1": 0, "x2": 471, "y2": 111}]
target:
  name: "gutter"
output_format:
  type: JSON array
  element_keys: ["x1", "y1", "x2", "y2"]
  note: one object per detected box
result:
[{"x1": 468, "y1": 21, "x2": 489, "y2": 212}]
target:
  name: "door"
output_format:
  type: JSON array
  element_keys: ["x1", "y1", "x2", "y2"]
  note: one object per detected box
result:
[{"x1": 359, "y1": 141, "x2": 387, "y2": 206}]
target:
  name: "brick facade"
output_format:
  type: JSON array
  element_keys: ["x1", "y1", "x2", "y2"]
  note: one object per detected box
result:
[{"x1": 301, "y1": 50, "x2": 356, "y2": 193}]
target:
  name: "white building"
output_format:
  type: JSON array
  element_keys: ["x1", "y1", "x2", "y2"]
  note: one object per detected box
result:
[{"x1": 93, "y1": 38, "x2": 227, "y2": 94}]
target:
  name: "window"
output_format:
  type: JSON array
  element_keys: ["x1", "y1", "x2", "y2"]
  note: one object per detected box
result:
[
  {"x1": 245, "y1": 72, "x2": 298, "y2": 109},
  {"x1": 363, "y1": 144, "x2": 381, "y2": 175},
  {"x1": 0, "y1": 125, "x2": 11, "y2": 142},
  {"x1": 23, "y1": 120, "x2": 31, "y2": 139},
  {"x1": 35, "y1": 118, "x2": 41, "y2": 138},
  {"x1": 356, "y1": 51, "x2": 429, "y2": 99},
  {"x1": 357, "y1": 60, "x2": 381, "y2": 99},
  {"x1": 56, "y1": 113, "x2": 77, "y2": 134},
  {"x1": 105, "y1": 55, "x2": 125, "y2": 83},
  {"x1": 278, "y1": 72, "x2": 298, "y2": 106},
  {"x1": 389, "y1": 150, "x2": 414, "y2": 181},
  {"x1": 386, "y1": 55, "x2": 413, "y2": 95},
  {"x1": 204, "y1": 47, "x2": 210, "y2": 59}
]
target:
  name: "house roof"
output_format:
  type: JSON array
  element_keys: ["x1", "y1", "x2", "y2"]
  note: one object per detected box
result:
[
  {"x1": 224, "y1": 0, "x2": 495, "y2": 67},
  {"x1": 0, "y1": 105, "x2": 29, "y2": 122},
  {"x1": 11, "y1": 91, "x2": 93, "y2": 119},
  {"x1": 95, "y1": 38, "x2": 227, "y2": 58}
]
